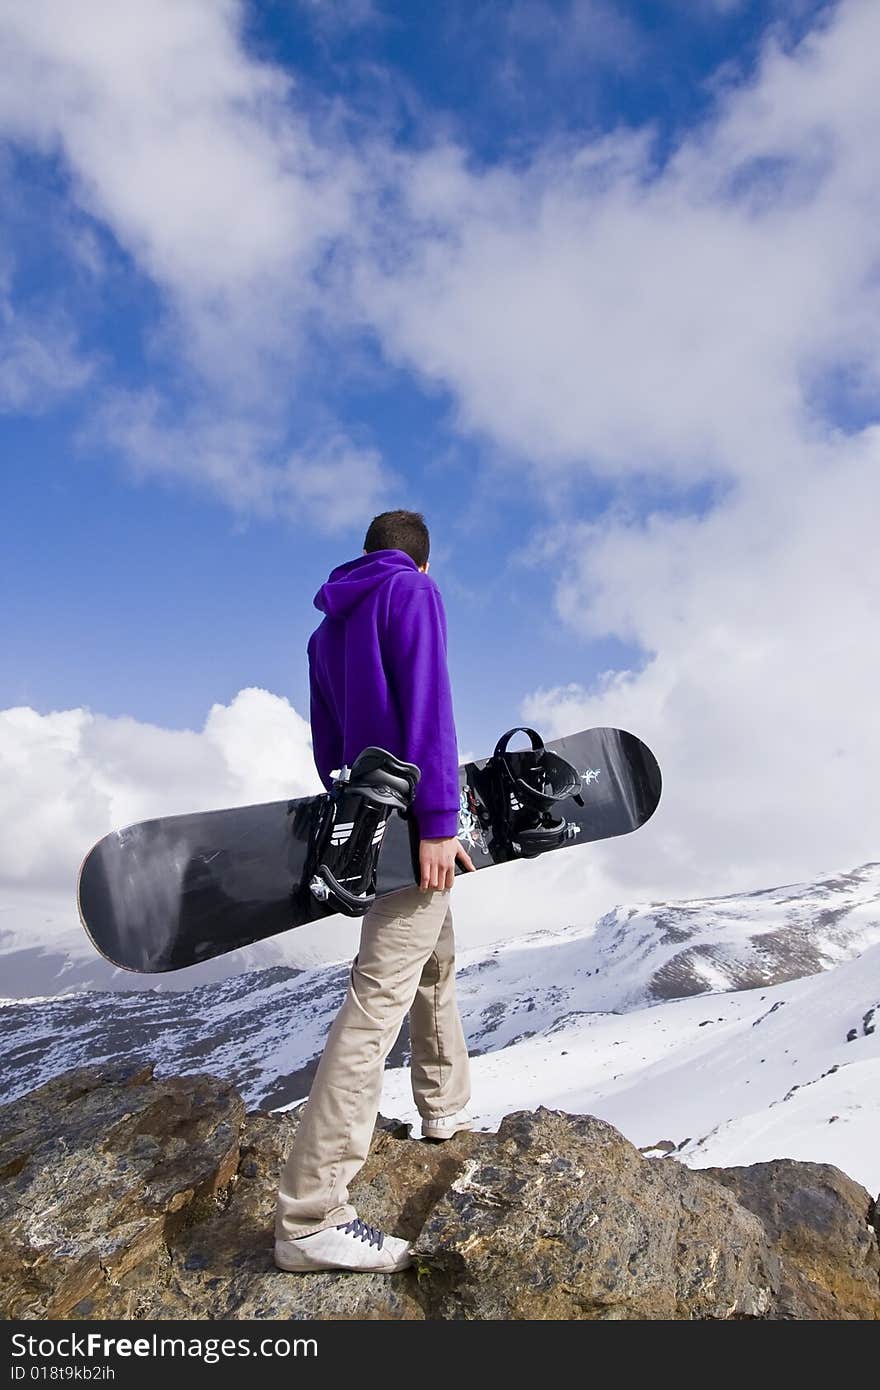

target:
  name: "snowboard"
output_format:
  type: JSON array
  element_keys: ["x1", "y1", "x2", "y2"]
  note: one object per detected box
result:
[{"x1": 77, "y1": 726, "x2": 661, "y2": 973}]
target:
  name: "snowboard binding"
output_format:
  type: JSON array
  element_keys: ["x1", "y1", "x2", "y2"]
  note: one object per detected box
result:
[
  {"x1": 477, "y1": 727, "x2": 584, "y2": 861},
  {"x1": 307, "y1": 747, "x2": 420, "y2": 916}
]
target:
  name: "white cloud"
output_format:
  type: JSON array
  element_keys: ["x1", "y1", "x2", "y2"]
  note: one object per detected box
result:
[
  {"x1": 0, "y1": 0, "x2": 398, "y2": 525},
  {"x1": 0, "y1": 0, "x2": 352, "y2": 326},
  {"x1": 0, "y1": 0, "x2": 335, "y2": 419},
  {"x1": 93, "y1": 390, "x2": 396, "y2": 531},
  {"x1": 296, "y1": 0, "x2": 383, "y2": 33},
  {"x1": 516, "y1": 423, "x2": 880, "y2": 902},
  {"x1": 356, "y1": 0, "x2": 880, "y2": 479},
  {"x1": 506, "y1": 0, "x2": 644, "y2": 71},
  {"x1": 0, "y1": 689, "x2": 320, "y2": 899},
  {"x1": 0, "y1": 289, "x2": 94, "y2": 414},
  {"x1": 285, "y1": 433, "x2": 399, "y2": 529}
]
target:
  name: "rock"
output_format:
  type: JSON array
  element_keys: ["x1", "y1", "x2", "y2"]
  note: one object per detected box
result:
[
  {"x1": 413, "y1": 1108, "x2": 779, "y2": 1319},
  {"x1": 702, "y1": 1161, "x2": 880, "y2": 1320},
  {"x1": 0, "y1": 1064, "x2": 466, "y2": 1321},
  {"x1": 83, "y1": 1111, "x2": 430, "y2": 1321},
  {"x1": 1, "y1": 1065, "x2": 876, "y2": 1320},
  {"x1": 0, "y1": 1061, "x2": 244, "y2": 1319}
]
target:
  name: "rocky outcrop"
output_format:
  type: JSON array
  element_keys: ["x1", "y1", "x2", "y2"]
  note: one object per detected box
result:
[
  {"x1": 1, "y1": 1064, "x2": 877, "y2": 1320},
  {"x1": 704, "y1": 1161, "x2": 880, "y2": 1320},
  {"x1": 413, "y1": 1110, "x2": 780, "y2": 1319}
]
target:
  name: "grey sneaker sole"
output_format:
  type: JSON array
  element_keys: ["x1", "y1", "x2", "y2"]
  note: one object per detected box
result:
[
  {"x1": 421, "y1": 1120, "x2": 474, "y2": 1141},
  {"x1": 274, "y1": 1240, "x2": 413, "y2": 1274}
]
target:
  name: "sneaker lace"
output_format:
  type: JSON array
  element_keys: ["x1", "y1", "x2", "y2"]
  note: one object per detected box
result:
[{"x1": 337, "y1": 1216, "x2": 385, "y2": 1250}]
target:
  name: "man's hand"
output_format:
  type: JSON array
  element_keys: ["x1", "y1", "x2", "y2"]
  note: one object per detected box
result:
[{"x1": 419, "y1": 836, "x2": 476, "y2": 892}]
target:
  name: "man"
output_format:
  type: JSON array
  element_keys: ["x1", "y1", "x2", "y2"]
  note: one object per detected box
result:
[{"x1": 275, "y1": 509, "x2": 475, "y2": 1273}]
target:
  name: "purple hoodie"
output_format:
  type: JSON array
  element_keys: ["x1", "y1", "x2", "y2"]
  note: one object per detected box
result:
[{"x1": 307, "y1": 548, "x2": 460, "y2": 840}]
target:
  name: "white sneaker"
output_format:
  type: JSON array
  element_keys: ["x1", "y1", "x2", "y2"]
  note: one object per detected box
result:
[
  {"x1": 275, "y1": 1216, "x2": 413, "y2": 1273},
  {"x1": 421, "y1": 1107, "x2": 474, "y2": 1141}
]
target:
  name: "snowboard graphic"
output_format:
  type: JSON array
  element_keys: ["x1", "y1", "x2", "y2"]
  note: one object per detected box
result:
[{"x1": 78, "y1": 726, "x2": 661, "y2": 973}]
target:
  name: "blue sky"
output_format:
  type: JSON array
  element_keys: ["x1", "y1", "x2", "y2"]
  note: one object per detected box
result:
[{"x1": 1, "y1": 0, "x2": 829, "y2": 754}]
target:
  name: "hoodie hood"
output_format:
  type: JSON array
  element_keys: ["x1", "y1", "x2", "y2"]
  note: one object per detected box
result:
[{"x1": 314, "y1": 548, "x2": 419, "y2": 619}]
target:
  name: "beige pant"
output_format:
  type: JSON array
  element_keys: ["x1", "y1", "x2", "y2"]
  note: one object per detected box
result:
[{"x1": 275, "y1": 884, "x2": 471, "y2": 1240}]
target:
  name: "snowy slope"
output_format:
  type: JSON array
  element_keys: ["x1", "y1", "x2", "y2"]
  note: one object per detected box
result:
[
  {"x1": 380, "y1": 939, "x2": 880, "y2": 1193},
  {"x1": 1, "y1": 864, "x2": 878, "y2": 1192},
  {"x1": 0, "y1": 890, "x2": 358, "y2": 999},
  {"x1": 451, "y1": 862, "x2": 880, "y2": 1036},
  {"x1": 0, "y1": 963, "x2": 354, "y2": 1112}
]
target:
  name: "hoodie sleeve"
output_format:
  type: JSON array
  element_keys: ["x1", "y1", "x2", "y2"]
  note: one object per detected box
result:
[
  {"x1": 385, "y1": 575, "x2": 461, "y2": 840},
  {"x1": 308, "y1": 632, "x2": 343, "y2": 793}
]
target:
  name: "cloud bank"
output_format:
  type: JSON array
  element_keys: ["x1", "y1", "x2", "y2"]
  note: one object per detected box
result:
[{"x1": 0, "y1": 689, "x2": 318, "y2": 899}]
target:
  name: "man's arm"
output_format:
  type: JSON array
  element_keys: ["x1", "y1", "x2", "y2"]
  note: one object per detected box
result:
[
  {"x1": 384, "y1": 574, "x2": 475, "y2": 889},
  {"x1": 386, "y1": 575, "x2": 459, "y2": 835}
]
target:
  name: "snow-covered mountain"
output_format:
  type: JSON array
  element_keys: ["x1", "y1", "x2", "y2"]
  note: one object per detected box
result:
[
  {"x1": 0, "y1": 891, "x2": 351, "y2": 999},
  {"x1": 2, "y1": 864, "x2": 878, "y2": 1192},
  {"x1": 384, "y1": 938, "x2": 880, "y2": 1194}
]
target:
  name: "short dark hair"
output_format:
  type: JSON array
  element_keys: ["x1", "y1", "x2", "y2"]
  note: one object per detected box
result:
[{"x1": 363, "y1": 510, "x2": 430, "y2": 567}]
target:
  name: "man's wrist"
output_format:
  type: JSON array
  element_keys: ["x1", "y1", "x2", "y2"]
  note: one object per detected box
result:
[{"x1": 417, "y1": 809, "x2": 459, "y2": 839}]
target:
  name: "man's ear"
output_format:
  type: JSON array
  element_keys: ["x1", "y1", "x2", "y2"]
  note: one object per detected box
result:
[{"x1": 419, "y1": 560, "x2": 430, "y2": 573}]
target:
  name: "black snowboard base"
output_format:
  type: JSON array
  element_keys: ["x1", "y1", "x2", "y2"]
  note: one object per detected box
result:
[{"x1": 78, "y1": 726, "x2": 661, "y2": 973}]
